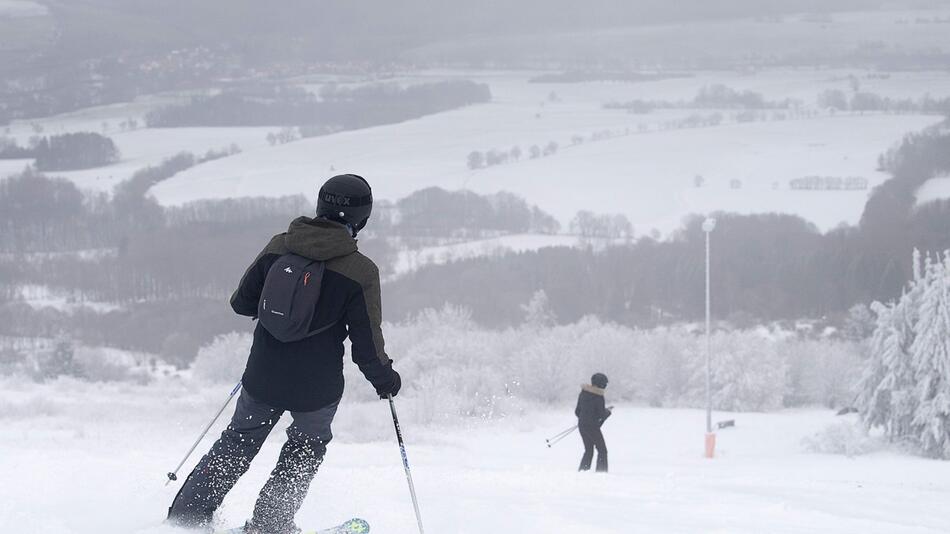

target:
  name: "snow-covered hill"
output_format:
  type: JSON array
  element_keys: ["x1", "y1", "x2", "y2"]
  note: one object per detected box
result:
[
  {"x1": 3, "y1": 69, "x2": 947, "y2": 236},
  {"x1": 147, "y1": 71, "x2": 942, "y2": 234},
  {"x1": 2, "y1": 378, "x2": 948, "y2": 533}
]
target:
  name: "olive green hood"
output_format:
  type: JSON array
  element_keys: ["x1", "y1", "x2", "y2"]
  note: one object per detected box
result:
[{"x1": 284, "y1": 216, "x2": 358, "y2": 261}]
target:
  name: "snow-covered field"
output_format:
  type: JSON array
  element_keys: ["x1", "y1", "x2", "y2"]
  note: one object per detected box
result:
[
  {"x1": 3, "y1": 69, "x2": 945, "y2": 234},
  {"x1": 391, "y1": 234, "x2": 623, "y2": 276},
  {"x1": 147, "y1": 70, "x2": 943, "y2": 233},
  {"x1": 0, "y1": 0, "x2": 47, "y2": 18},
  {"x1": 15, "y1": 284, "x2": 121, "y2": 314},
  {"x1": 1, "y1": 378, "x2": 948, "y2": 534},
  {"x1": 154, "y1": 109, "x2": 936, "y2": 234},
  {"x1": 3, "y1": 68, "x2": 948, "y2": 244},
  {"x1": 915, "y1": 175, "x2": 950, "y2": 206},
  {"x1": 48, "y1": 127, "x2": 274, "y2": 193}
]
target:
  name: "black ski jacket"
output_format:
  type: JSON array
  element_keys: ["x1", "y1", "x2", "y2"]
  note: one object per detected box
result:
[
  {"x1": 231, "y1": 217, "x2": 396, "y2": 411},
  {"x1": 575, "y1": 384, "x2": 610, "y2": 428}
]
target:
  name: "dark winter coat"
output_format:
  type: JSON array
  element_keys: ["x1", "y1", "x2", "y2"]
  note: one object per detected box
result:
[
  {"x1": 230, "y1": 216, "x2": 395, "y2": 412},
  {"x1": 575, "y1": 384, "x2": 610, "y2": 429}
]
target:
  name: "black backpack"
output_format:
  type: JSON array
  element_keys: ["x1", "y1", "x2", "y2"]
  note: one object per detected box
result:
[{"x1": 258, "y1": 254, "x2": 336, "y2": 342}]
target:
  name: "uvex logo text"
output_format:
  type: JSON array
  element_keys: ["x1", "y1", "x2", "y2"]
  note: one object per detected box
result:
[{"x1": 322, "y1": 193, "x2": 352, "y2": 206}]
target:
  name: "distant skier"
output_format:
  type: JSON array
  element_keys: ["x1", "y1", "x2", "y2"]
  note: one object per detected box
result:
[
  {"x1": 167, "y1": 174, "x2": 401, "y2": 533},
  {"x1": 576, "y1": 373, "x2": 611, "y2": 472}
]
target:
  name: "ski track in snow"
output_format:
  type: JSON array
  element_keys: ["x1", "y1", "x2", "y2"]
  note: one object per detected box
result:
[{"x1": 1, "y1": 379, "x2": 949, "y2": 533}]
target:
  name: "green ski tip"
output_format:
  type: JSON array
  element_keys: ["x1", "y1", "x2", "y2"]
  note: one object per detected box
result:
[{"x1": 218, "y1": 518, "x2": 369, "y2": 534}]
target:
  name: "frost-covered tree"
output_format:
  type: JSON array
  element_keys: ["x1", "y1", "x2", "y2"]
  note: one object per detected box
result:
[
  {"x1": 856, "y1": 297, "x2": 917, "y2": 438},
  {"x1": 909, "y1": 254, "x2": 950, "y2": 458},
  {"x1": 842, "y1": 303, "x2": 876, "y2": 341},
  {"x1": 521, "y1": 289, "x2": 556, "y2": 328},
  {"x1": 191, "y1": 332, "x2": 252, "y2": 383},
  {"x1": 697, "y1": 331, "x2": 786, "y2": 412},
  {"x1": 39, "y1": 337, "x2": 82, "y2": 379},
  {"x1": 858, "y1": 250, "x2": 926, "y2": 440},
  {"x1": 858, "y1": 250, "x2": 950, "y2": 458},
  {"x1": 467, "y1": 150, "x2": 484, "y2": 169},
  {"x1": 783, "y1": 338, "x2": 861, "y2": 408}
]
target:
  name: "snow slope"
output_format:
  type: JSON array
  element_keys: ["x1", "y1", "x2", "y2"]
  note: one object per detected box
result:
[
  {"x1": 3, "y1": 93, "x2": 182, "y2": 143},
  {"x1": 48, "y1": 127, "x2": 274, "y2": 193},
  {"x1": 148, "y1": 70, "x2": 943, "y2": 233},
  {"x1": 5, "y1": 69, "x2": 947, "y2": 230},
  {"x1": 153, "y1": 106, "x2": 937, "y2": 234},
  {"x1": 1, "y1": 378, "x2": 949, "y2": 534}
]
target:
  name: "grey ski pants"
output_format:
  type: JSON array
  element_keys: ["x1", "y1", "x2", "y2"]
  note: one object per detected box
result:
[{"x1": 167, "y1": 389, "x2": 338, "y2": 531}]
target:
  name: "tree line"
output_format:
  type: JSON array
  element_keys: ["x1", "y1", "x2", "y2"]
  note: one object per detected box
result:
[
  {"x1": 818, "y1": 89, "x2": 950, "y2": 115},
  {"x1": 145, "y1": 80, "x2": 491, "y2": 129},
  {"x1": 3, "y1": 120, "x2": 948, "y2": 363},
  {"x1": 0, "y1": 170, "x2": 558, "y2": 364},
  {"x1": 605, "y1": 84, "x2": 801, "y2": 113},
  {"x1": 385, "y1": 122, "x2": 950, "y2": 328},
  {"x1": 0, "y1": 132, "x2": 119, "y2": 171},
  {"x1": 528, "y1": 71, "x2": 692, "y2": 84},
  {"x1": 372, "y1": 187, "x2": 561, "y2": 239}
]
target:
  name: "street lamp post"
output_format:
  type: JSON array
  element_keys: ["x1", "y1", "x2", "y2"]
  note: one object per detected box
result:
[{"x1": 702, "y1": 217, "x2": 716, "y2": 459}]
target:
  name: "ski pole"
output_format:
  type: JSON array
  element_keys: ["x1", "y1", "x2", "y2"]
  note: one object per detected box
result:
[
  {"x1": 546, "y1": 426, "x2": 578, "y2": 448},
  {"x1": 545, "y1": 424, "x2": 578, "y2": 445},
  {"x1": 546, "y1": 406, "x2": 615, "y2": 448},
  {"x1": 388, "y1": 395, "x2": 425, "y2": 534},
  {"x1": 165, "y1": 381, "x2": 242, "y2": 486}
]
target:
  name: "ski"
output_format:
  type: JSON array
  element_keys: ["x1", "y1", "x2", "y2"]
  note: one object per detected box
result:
[{"x1": 217, "y1": 517, "x2": 370, "y2": 534}]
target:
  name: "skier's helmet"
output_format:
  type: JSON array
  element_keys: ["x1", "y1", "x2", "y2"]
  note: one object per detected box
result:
[
  {"x1": 316, "y1": 174, "x2": 373, "y2": 235},
  {"x1": 591, "y1": 373, "x2": 609, "y2": 389}
]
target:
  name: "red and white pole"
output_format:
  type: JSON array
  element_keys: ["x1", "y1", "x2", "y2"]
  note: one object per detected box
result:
[{"x1": 703, "y1": 218, "x2": 716, "y2": 459}]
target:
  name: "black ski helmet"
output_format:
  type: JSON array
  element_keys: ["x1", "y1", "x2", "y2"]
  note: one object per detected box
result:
[
  {"x1": 591, "y1": 373, "x2": 609, "y2": 389},
  {"x1": 316, "y1": 174, "x2": 373, "y2": 235}
]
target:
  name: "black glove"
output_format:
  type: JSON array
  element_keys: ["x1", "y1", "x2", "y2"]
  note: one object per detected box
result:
[{"x1": 375, "y1": 368, "x2": 401, "y2": 399}]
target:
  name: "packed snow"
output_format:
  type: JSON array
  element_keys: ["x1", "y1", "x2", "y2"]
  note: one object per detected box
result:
[
  {"x1": 1, "y1": 377, "x2": 949, "y2": 534},
  {"x1": 3, "y1": 312, "x2": 945, "y2": 533}
]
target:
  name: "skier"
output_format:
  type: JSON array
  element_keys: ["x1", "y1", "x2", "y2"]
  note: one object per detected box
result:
[
  {"x1": 167, "y1": 174, "x2": 401, "y2": 533},
  {"x1": 575, "y1": 373, "x2": 611, "y2": 472}
]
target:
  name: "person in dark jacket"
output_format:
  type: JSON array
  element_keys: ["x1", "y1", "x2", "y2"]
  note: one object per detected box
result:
[
  {"x1": 167, "y1": 175, "x2": 401, "y2": 534},
  {"x1": 575, "y1": 372, "x2": 610, "y2": 472}
]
